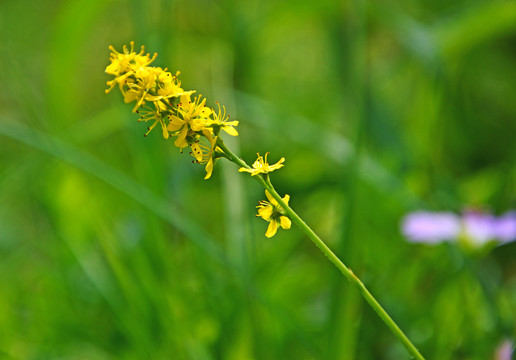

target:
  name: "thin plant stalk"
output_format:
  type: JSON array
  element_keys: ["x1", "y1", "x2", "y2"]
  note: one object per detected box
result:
[
  {"x1": 216, "y1": 138, "x2": 426, "y2": 360},
  {"x1": 104, "y1": 42, "x2": 424, "y2": 359}
]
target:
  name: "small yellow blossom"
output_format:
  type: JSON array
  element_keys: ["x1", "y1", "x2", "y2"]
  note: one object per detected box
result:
[
  {"x1": 137, "y1": 106, "x2": 169, "y2": 139},
  {"x1": 122, "y1": 66, "x2": 164, "y2": 112},
  {"x1": 239, "y1": 153, "x2": 285, "y2": 176},
  {"x1": 105, "y1": 41, "x2": 157, "y2": 93},
  {"x1": 156, "y1": 71, "x2": 193, "y2": 99},
  {"x1": 191, "y1": 129, "x2": 219, "y2": 180},
  {"x1": 205, "y1": 102, "x2": 239, "y2": 136},
  {"x1": 257, "y1": 190, "x2": 291, "y2": 238},
  {"x1": 105, "y1": 41, "x2": 157, "y2": 76},
  {"x1": 167, "y1": 95, "x2": 212, "y2": 156}
]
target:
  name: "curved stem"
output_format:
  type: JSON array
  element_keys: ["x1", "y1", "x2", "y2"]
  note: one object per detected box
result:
[
  {"x1": 216, "y1": 139, "x2": 425, "y2": 360},
  {"x1": 265, "y1": 179, "x2": 424, "y2": 360}
]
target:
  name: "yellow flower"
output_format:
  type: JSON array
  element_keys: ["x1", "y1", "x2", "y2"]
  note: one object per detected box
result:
[
  {"x1": 105, "y1": 41, "x2": 157, "y2": 75},
  {"x1": 257, "y1": 190, "x2": 291, "y2": 238},
  {"x1": 239, "y1": 153, "x2": 285, "y2": 176},
  {"x1": 107, "y1": 46, "x2": 193, "y2": 114},
  {"x1": 191, "y1": 129, "x2": 219, "y2": 180},
  {"x1": 137, "y1": 105, "x2": 169, "y2": 139},
  {"x1": 105, "y1": 41, "x2": 157, "y2": 93},
  {"x1": 156, "y1": 71, "x2": 193, "y2": 99},
  {"x1": 122, "y1": 66, "x2": 166, "y2": 112},
  {"x1": 205, "y1": 102, "x2": 239, "y2": 136},
  {"x1": 167, "y1": 95, "x2": 212, "y2": 154}
]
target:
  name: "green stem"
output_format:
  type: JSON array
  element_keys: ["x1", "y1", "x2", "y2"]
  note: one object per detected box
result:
[
  {"x1": 216, "y1": 139, "x2": 425, "y2": 360},
  {"x1": 265, "y1": 179, "x2": 424, "y2": 360}
]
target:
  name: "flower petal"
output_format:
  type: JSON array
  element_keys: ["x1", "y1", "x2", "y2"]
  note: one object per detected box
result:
[
  {"x1": 174, "y1": 127, "x2": 189, "y2": 148},
  {"x1": 190, "y1": 142, "x2": 203, "y2": 162},
  {"x1": 268, "y1": 157, "x2": 285, "y2": 171},
  {"x1": 179, "y1": 94, "x2": 191, "y2": 105},
  {"x1": 161, "y1": 122, "x2": 169, "y2": 139},
  {"x1": 265, "y1": 190, "x2": 275, "y2": 203},
  {"x1": 265, "y1": 220, "x2": 278, "y2": 238},
  {"x1": 124, "y1": 89, "x2": 139, "y2": 103},
  {"x1": 167, "y1": 123, "x2": 182, "y2": 132},
  {"x1": 199, "y1": 107, "x2": 212, "y2": 118},
  {"x1": 280, "y1": 216, "x2": 291, "y2": 230},
  {"x1": 191, "y1": 118, "x2": 205, "y2": 131},
  {"x1": 258, "y1": 206, "x2": 273, "y2": 220},
  {"x1": 202, "y1": 129, "x2": 215, "y2": 144},
  {"x1": 204, "y1": 158, "x2": 214, "y2": 180},
  {"x1": 222, "y1": 126, "x2": 239, "y2": 136}
]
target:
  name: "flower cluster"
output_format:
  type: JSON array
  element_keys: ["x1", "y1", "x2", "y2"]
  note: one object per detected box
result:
[
  {"x1": 105, "y1": 42, "x2": 238, "y2": 179},
  {"x1": 401, "y1": 210, "x2": 516, "y2": 248},
  {"x1": 106, "y1": 42, "x2": 291, "y2": 237}
]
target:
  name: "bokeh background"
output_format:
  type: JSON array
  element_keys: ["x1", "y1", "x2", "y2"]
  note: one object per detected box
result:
[{"x1": 1, "y1": 0, "x2": 515, "y2": 359}]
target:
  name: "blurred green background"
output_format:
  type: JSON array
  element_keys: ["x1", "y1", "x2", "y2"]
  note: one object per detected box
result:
[{"x1": 1, "y1": 0, "x2": 515, "y2": 359}]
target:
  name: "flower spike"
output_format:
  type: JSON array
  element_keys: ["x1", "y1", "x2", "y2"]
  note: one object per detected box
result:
[{"x1": 105, "y1": 43, "x2": 430, "y2": 359}]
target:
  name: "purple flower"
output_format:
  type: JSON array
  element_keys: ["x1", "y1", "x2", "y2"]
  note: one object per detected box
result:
[
  {"x1": 462, "y1": 211, "x2": 497, "y2": 246},
  {"x1": 494, "y1": 339, "x2": 513, "y2": 360},
  {"x1": 401, "y1": 210, "x2": 516, "y2": 247},
  {"x1": 493, "y1": 211, "x2": 516, "y2": 243},
  {"x1": 401, "y1": 211, "x2": 461, "y2": 243}
]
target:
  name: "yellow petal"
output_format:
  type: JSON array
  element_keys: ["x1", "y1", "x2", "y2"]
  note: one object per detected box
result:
[
  {"x1": 204, "y1": 158, "x2": 214, "y2": 180},
  {"x1": 144, "y1": 93, "x2": 160, "y2": 102},
  {"x1": 155, "y1": 100, "x2": 167, "y2": 111},
  {"x1": 202, "y1": 129, "x2": 215, "y2": 145},
  {"x1": 268, "y1": 157, "x2": 285, "y2": 171},
  {"x1": 167, "y1": 123, "x2": 182, "y2": 132},
  {"x1": 265, "y1": 220, "x2": 278, "y2": 238},
  {"x1": 222, "y1": 126, "x2": 239, "y2": 136},
  {"x1": 264, "y1": 190, "x2": 276, "y2": 204},
  {"x1": 200, "y1": 107, "x2": 212, "y2": 118},
  {"x1": 180, "y1": 94, "x2": 191, "y2": 105},
  {"x1": 190, "y1": 143, "x2": 203, "y2": 162},
  {"x1": 190, "y1": 118, "x2": 205, "y2": 132},
  {"x1": 158, "y1": 72, "x2": 173, "y2": 83},
  {"x1": 105, "y1": 62, "x2": 119, "y2": 75},
  {"x1": 280, "y1": 216, "x2": 291, "y2": 230},
  {"x1": 257, "y1": 206, "x2": 273, "y2": 220},
  {"x1": 283, "y1": 194, "x2": 290, "y2": 205},
  {"x1": 161, "y1": 122, "x2": 169, "y2": 139},
  {"x1": 175, "y1": 137, "x2": 188, "y2": 148},
  {"x1": 168, "y1": 115, "x2": 185, "y2": 127},
  {"x1": 175, "y1": 90, "x2": 195, "y2": 98},
  {"x1": 123, "y1": 89, "x2": 139, "y2": 103},
  {"x1": 174, "y1": 127, "x2": 189, "y2": 148}
]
